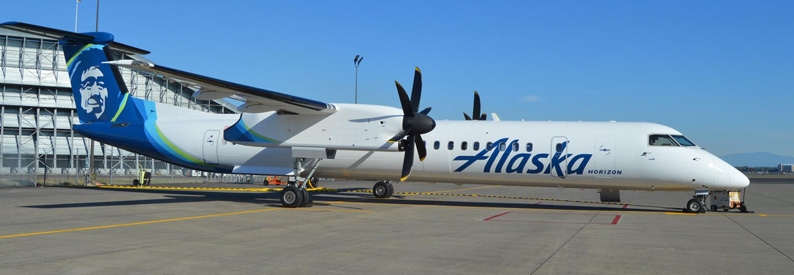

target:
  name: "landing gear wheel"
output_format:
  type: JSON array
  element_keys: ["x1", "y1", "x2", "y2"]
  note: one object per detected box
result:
[
  {"x1": 307, "y1": 177, "x2": 319, "y2": 188},
  {"x1": 373, "y1": 181, "x2": 393, "y2": 199},
  {"x1": 280, "y1": 185, "x2": 304, "y2": 208},
  {"x1": 300, "y1": 188, "x2": 310, "y2": 207},
  {"x1": 711, "y1": 205, "x2": 718, "y2": 212},
  {"x1": 686, "y1": 199, "x2": 703, "y2": 213},
  {"x1": 386, "y1": 182, "x2": 394, "y2": 198}
]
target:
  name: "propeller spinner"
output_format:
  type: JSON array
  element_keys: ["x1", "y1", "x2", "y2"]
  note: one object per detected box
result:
[
  {"x1": 388, "y1": 67, "x2": 436, "y2": 181},
  {"x1": 463, "y1": 91, "x2": 487, "y2": 121}
]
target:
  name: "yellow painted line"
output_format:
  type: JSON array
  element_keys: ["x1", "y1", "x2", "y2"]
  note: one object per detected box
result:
[
  {"x1": 0, "y1": 208, "x2": 280, "y2": 240},
  {"x1": 665, "y1": 212, "x2": 697, "y2": 216},
  {"x1": 96, "y1": 185, "x2": 280, "y2": 192},
  {"x1": 90, "y1": 185, "x2": 336, "y2": 193},
  {"x1": 760, "y1": 214, "x2": 767, "y2": 217}
]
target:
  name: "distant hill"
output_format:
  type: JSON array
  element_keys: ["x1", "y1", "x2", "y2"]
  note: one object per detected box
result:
[{"x1": 720, "y1": 152, "x2": 794, "y2": 167}]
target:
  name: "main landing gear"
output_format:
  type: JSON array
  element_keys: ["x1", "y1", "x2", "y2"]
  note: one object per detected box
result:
[
  {"x1": 280, "y1": 185, "x2": 310, "y2": 208},
  {"x1": 373, "y1": 181, "x2": 394, "y2": 198},
  {"x1": 279, "y1": 157, "x2": 323, "y2": 208}
]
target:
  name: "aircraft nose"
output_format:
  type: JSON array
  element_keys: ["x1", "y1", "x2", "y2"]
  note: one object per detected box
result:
[
  {"x1": 731, "y1": 168, "x2": 750, "y2": 188},
  {"x1": 713, "y1": 156, "x2": 750, "y2": 189}
]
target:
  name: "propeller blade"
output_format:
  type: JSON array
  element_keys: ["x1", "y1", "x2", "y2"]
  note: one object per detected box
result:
[
  {"x1": 400, "y1": 135, "x2": 415, "y2": 181},
  {"x1": 419, "y1": 107, "x2": 432, "y2": 115},
  {"x1": 415, "y1": 134, "x2": 427, "y2": 161},
  {"x1": 473, "y1": 91, "x2": 481, "y2": 121},
  {"x1": 410, "y1": 67, "x2": 422, "y2": 111},
  {"x1": 389, "y1": 128, "x2": 410, "y2": 142},
  {"x1": 395, "y1": 81, "x2": 413, "y2": 118},
  {"x1": 463, "y1": 113, "x2": 472, "y2": 120},
  {"x1": 480, "y1": 113, "x2": 487, "y2": 120}
]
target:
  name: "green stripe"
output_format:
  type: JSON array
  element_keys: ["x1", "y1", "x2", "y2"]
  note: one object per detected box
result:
[
  {"x1": 154, "y1": 125, "x2": 204, "y2": 164},
  {"x1": 110, "y1": 93, "x2": 130, "y2": 122},
  {"x1": 66, "y1": 44, "x2": 94, "y2": 67}
]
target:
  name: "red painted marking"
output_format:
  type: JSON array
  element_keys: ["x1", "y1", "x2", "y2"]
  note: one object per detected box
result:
[
  {"x1": 483, "y1": 211, "x2": 510, "y2": 221},
  {"x1": 622, "y1": 204, "x2": 629, "y2": 209},
  {"x1": 611, "y1": 215, "x2": 622, "y2": 225}
]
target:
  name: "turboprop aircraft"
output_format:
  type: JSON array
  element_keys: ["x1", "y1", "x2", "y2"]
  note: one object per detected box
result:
[{"x1": 1, "y1": 22, "x2": 750, "y2": 212}]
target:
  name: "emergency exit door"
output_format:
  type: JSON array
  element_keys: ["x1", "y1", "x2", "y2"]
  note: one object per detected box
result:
[
  {"x1": 550, "y1": 136, "x2": 569, "y2": 178},
  {"x1": 203, "y1": 130, "x2": 220, "y2": 165}
]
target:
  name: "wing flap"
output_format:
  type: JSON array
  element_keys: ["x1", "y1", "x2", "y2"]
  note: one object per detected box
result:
[{"x1": 104, "y1": 60, "x2": 335, "y2": 115}]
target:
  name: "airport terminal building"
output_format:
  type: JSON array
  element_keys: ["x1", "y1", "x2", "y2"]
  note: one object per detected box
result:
[{"x1": 0, "y1": 28, "x2": 236, "y2": 186}]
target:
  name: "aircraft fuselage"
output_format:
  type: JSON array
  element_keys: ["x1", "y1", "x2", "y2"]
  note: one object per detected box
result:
[{"x1": 75, "y1": 100, "x2": 749, "y2": 192}]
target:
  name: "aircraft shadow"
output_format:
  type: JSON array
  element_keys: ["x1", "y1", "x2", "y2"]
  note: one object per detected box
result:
[
  {"x1": 309, "y1": 193, "x2": 683, "y2": 213},
  {"x1": 23, "y1": 186, "x2": 684, "y2": 213}
]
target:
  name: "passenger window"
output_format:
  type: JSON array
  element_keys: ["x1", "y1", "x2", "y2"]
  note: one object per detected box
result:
[
  {"x1": 486, "y1": 142, "x2": 493, "y2": 151},
  {"x1": 526, "y1": 143, "x2": 533, "y2": 152},
  {"x1": 512, "y1": 142, "x2": 518, "y2": 152},
  {"x1": 473, "y1": 142, "x2": 480, "y2": 151},
  {"x1": 649, "y1": 134, "x2": 679, "y2": 146},
  {"x1": 461, "y1": 141, "x2": 468, "y2": 151},
  {"x1": 555, "y1": 143, "x2": 563, "y2": 152},
  {"x1": 499, "y1": 143, "x2": 506, "y2": 152},
  {"x1": 433, "y1": 141, "x2": 440, "y2": 150},
  {"x1": 448, "y1": 141, "x2": 454, "y2": 150}
]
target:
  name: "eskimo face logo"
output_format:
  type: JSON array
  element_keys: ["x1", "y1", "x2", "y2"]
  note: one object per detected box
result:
[{"x1": 80, "y1": 66, "x2": 108, "y2": 119}]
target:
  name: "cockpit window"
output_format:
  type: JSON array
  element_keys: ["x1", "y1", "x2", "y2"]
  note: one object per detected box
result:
[
  {"x1": 671, "y1": 135, "x2": 696, "y2": 147},
  {"x1": 649, "y1": 134, "x2": 679, "y2": 146}
]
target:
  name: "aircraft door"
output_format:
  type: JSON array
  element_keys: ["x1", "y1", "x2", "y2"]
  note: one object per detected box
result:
[
  {"x1": 550, "y1": 136, "x2": 569, "y2": 178},
  {"x1": 203, "y1": 130, "x2": 220, "y2": 165}
]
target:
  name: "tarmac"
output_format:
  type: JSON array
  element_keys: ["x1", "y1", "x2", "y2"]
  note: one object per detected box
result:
[{"x1": 1, "y1": 178, "x2": 793, "y2": 275}]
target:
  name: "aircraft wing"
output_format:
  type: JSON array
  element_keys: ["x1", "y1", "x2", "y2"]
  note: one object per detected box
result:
[{"x1": 104, "y1": 60, "x2": 336, "y2": 115}]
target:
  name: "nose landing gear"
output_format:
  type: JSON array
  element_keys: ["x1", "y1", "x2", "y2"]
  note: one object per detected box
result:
[
  {"x1": 686, "y1": 190, "x2": 750, "y2": 213},
  {"x1": 686, "y1": 198, "x2": 706, "y2": 213},
  {"x1": 685, "y1": 190, "x2": 709, "y2": 213}
]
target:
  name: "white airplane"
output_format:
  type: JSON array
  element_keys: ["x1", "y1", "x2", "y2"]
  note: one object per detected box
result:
[{"x1": 1, "y1": 22, "x2": 750, "y2": 213}]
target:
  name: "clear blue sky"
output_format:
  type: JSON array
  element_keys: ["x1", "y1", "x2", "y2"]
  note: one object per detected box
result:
[{"x1": 3, "y1": 1, "x2": 793, "y2": 157}]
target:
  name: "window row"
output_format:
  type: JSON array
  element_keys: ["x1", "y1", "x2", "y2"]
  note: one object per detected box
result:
[{"x1": 432, "y1": 141, "x2": 534, "y2": 152}]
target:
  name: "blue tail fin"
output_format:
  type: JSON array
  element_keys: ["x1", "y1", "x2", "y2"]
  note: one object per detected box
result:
[
  {"x1": 0, "y1": 22, "x2": 149, "y2": 123},
  {"x1": 64, "y1": 35, "x2": 129, "y2": 123}
]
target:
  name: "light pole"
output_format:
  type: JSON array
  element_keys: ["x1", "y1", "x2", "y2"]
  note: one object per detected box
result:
[
  {"x1": 353, "y1": 55, "x2": 363, "y2": 104},
  {"x1": 95, "y1": 0, "x2": 100, "y2": 31},
  {"x1": 74, "y1": 0, "x2": 80, "y2": 32}
]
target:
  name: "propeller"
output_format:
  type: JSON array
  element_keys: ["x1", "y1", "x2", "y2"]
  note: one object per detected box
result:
[
  {"x1": 388, "y1": 67, "x2": 436, "y2": 181},
  {"x1": 463, "y1": 91, "x2": 487, "y2": 121}
]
